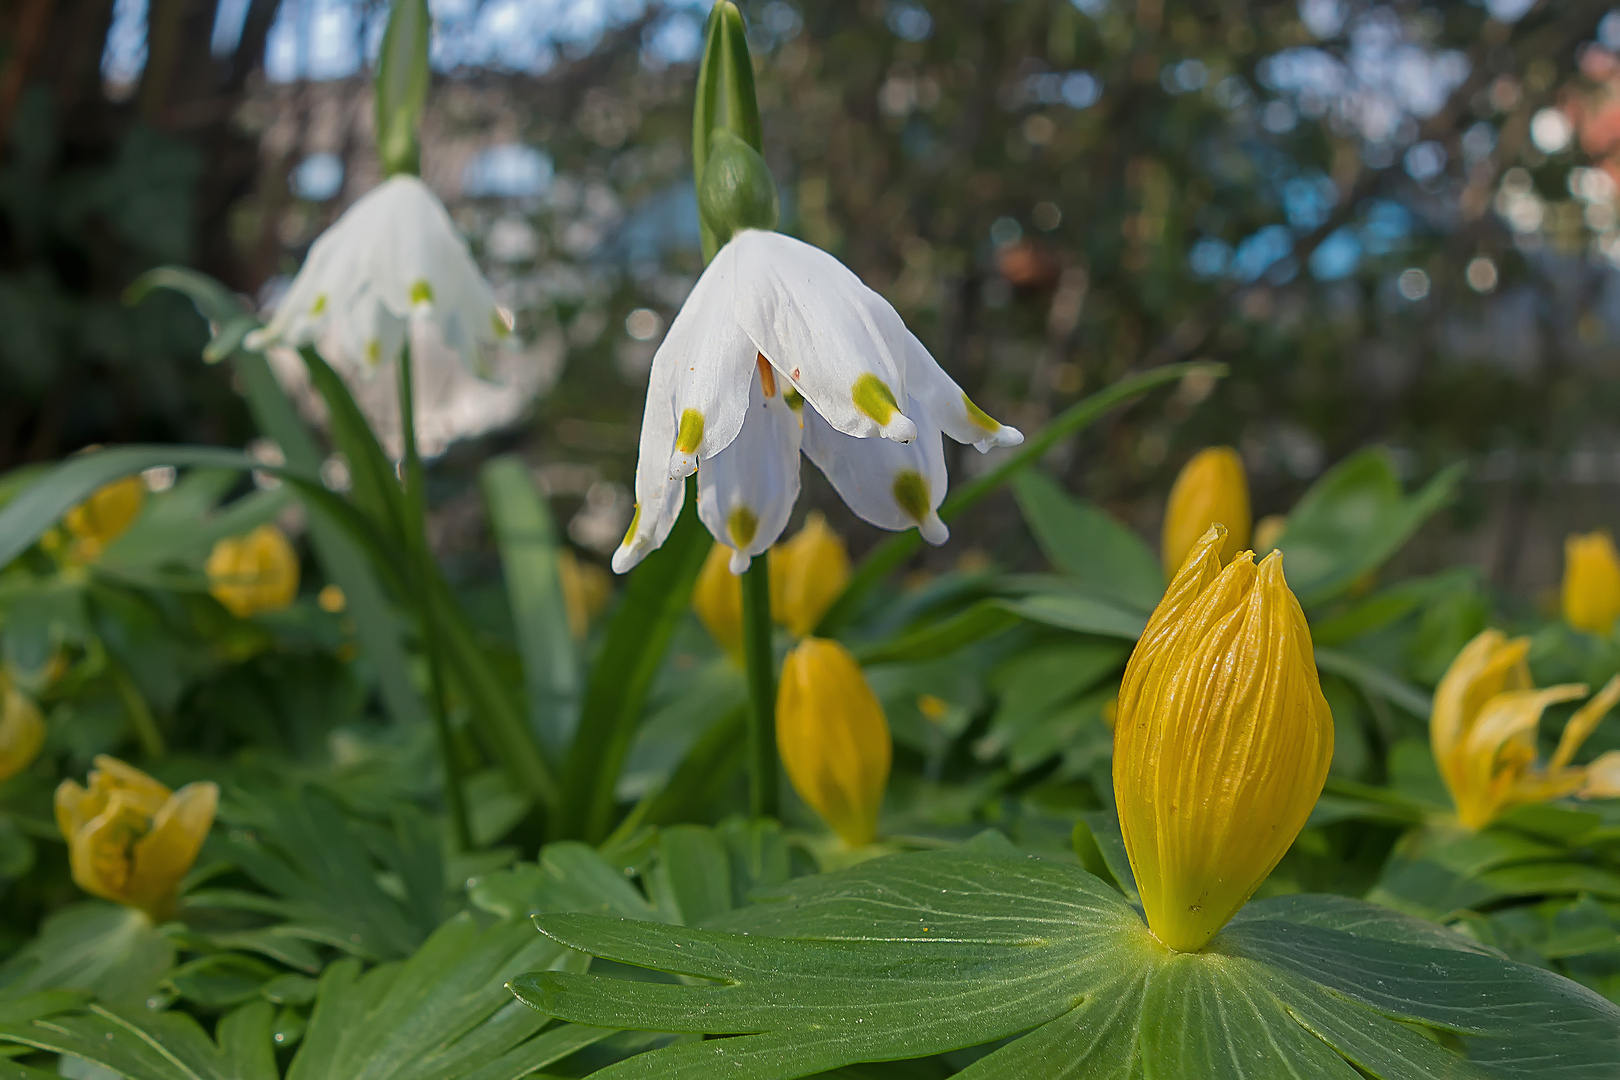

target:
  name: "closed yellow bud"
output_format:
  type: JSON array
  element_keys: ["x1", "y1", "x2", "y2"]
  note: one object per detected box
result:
[
  {"x1": 776, "y1": 637, "x2": 891, "y2": 847},
  {"x1": 206, "y1": 524, "x2": 300, "y2": 618},
  {"x1": 55, "y1": 756, "x2": 218, "y2": 919},
  {"x1": 1161, "y1": 447, "x2": 1251, "y2": 576},
  {"x1": 63, "y1": 476, "x2": 146, "y2": 561},
  {"x1": 1252, "y1": 513, "x2": 1288, "y2": 553},
  {"x1": 692, "y1": 542, "x2": 745, "y2": 657},
  {"x1": 1114, "y1": 525, "x2": 1332, "y2": 952},
  {"x1": 558, "y1": 550, "x2": 612, "y2": 640},
  {"x1": 1563, "y1": 531, "x2": 1620, "y2": 637},
  {"x1": 0, "y1": 671, "x2": 45, "y2": 782},
  {"x1": 769, "y1": 513, "x2": 850, "y2": 637},
  {"x1": 1431, "y1": 629, "x2": 1620, "y2": 829}
]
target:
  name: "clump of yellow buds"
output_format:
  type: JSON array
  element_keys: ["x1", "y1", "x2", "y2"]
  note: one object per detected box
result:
[
  {"x1": 776, "y1": 637, "x2": 890, "y2": 847},
  {"x1": 0, "y1": 670, "x2": 45, "y2": 782},
  {"x1": 1114, "y1": 525, "x2": 1332, "y2": 953},
  {"x1": 1432, "y1": 629, "x2": 1620, "y2": 829},
  {"x1": 62, "y1": 476, "x2": 147, "y2": 562},
  {"x1": 1563, "y1": 531, "x2": 1620, "y2": 638},
  {"x1": 206, "y1": 524, "x2": 300, "y2": 618},
  {"x1": 1161, "y1": 447, "x2": 1251, "y2": 576},
  {"x1": 558, "y1": 549, "x2": 613, "y2": 640},
  {"x1": 55, "y1": 756, "x2": 218, "y2": 920},
  {"x1": 692, "y1": 514, "x2": 852, "y2": 654}
]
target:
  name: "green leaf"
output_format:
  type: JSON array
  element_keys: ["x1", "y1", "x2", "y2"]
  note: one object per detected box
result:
[
  {"x1": 1313, "y1": 645, "x2": 1433, "y2": 718},
  {"x1": 481, "y1": 456, "x2": 578, "y2": 759},
  {"x1": 0, "y1": 903, "x2": 172, "y2": 1009},
  {"x1": 1011, "y1": 471, "x2": 1163, "y2": 612},
  {"x1": 558, "y1": 488, "x2": 709, "y2": 843},
  {"x1": 511, "y1": 849, "x2": 1620, "y2": 1078},
  {"x1": 993, "y1": 590, "x2": 1148, "y2": 640},
  {"x1": 298, "y1": 347, "x2": 409, "y2": 552},
  {"x1": 852, "y1": 600, "x2": 1020, "y2": 666},
  {"x1": 0, "y1": 1001, "x2": 278, "y2": 1080},
  {"x1": 374, "y1": 0, "x2": 431, "y2": 176}
]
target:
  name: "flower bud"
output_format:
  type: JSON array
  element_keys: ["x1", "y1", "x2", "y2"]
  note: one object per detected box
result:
[
  {"x1": 698, "y1": 130, "x2": 780, "y2": 248},
  {"x1": 776, "y1": 637, "x2": 891, "y2": 847},
  {"x1": 0, "y1": 671, "x2": 45, "y2": 782},
  {"x1": 1161, "y1": 447, "x2": 1251, "y2": 576},
  {"x1": 692, "y1": 542, "x2": 744, "y2": 657},
  {"x1": 1114, "y1": 525, "x2": 1332, "y2": 952},
  {"x1": 558, "y1": 549, "x2": 612, "y2": 640},
  {"x1": 206, "y1": 524, "x2": 300, "y2": 618},
  {"x1": 63, "y1": 476, "x2": 146, "y2": 562},
  {"x1": 769, "y1": 513, "x2": 850, "y2": 637},
  {"x1": 55, "y1": 756, "x2": 218, "y2": 919},
  {"x1": 1563, "y1": 531, "x2": 1620, "y2": 637}
]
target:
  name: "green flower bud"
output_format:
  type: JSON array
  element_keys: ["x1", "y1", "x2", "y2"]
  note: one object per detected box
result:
[{"x1": 698, "y1": 130, "x2": 780, "y2": 247}]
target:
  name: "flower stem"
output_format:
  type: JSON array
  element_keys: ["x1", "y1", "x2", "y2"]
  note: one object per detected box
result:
[
  {"x1": 740, "y1": 551, "x2": 779, "y2": 818},
  {"x1": 397, "y1": 344, "x2": 473, "y2": 851}
]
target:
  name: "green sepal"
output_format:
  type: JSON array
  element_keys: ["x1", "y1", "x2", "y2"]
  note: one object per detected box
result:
[
  {"x1": 375, "y1": 0, "x2": 431, "y2": 177},
  {"x1": 697, "y1": 130, "x2": 779, "y2": 250},
  {"x1": 693, "y1": 1, "x2": 764, "y2": 261},
  {"x1": 510, "y1": 849, "x2": 1620, "y2": 1078}
]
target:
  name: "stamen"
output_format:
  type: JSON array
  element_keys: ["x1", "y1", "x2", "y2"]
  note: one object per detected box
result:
[{"x1": 756, "y1": 352, "x2": 778, "y2": 398}]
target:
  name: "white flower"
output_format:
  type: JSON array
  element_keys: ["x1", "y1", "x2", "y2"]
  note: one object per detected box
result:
[
  {"x1": 614, "y1": 229, "x2": 1022, "y2": 575},
  {"x1": 246, "y1": 175, "x2": 510, "y2": 377}
]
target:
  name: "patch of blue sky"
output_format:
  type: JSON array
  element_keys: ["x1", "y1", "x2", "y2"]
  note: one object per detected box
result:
[
  {"x1": 1309, "y1": 227, "x2": 1360, "y2": 280},
  {"x1": 1229, "y1": 224, "x2": 1293, "y2": 283},
  {"x1": 1282, "y1": 172, "x2": 1336, "y2": 231},
  {"x1": 1360, "y1": 199, "x2": 1411, "y2": 256}
]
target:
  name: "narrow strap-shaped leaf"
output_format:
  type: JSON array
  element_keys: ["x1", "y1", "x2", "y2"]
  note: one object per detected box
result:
[{"x1": 298, "y1": 347, "x2": 410, "y2": 551}]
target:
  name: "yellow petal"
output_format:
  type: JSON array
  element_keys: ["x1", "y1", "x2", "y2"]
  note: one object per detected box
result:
[
  {"x1": 127, "y1": 781, "x2": 218, "y2": 918},
  {"x1": 67, "y1": 793, "x2": 150, "y2": 905},
  {"x1": 1564, "y1": 531, "x2": 1620, "y2": 637},
  {"x1": 1451, "y1": 686, "x2": 1585, "y2": 828},
  {"x1": 62, "y1": 476, "x2": 146, "y2": 554},
  {"x1": 1430, "y1": 630, "x2": 1530, "y2": 791},
  {"x1": 1160, "y1": 447, "x2": 1251, "y2": 576},
  {"x1": 0, "y1": 680, "x2": 45, "y2": 782},
  {"x1": 89, "y1": 755, "x2": 172, "y2": 815},
  {"x1": 208, "y1": 525, "x2": 300, "y2": 618},
  {"x1": 691, "y1": 542, "x2": 744, "y2": 657},
  {"x1": 55, "y1": 779, "x2": 98, "y2": 842},
  {"x1": 769, "y1": 513, "x2": 850, "y2": 637},
  {"x1": 776, "y1": 638, "x2": 891, "y2": 847},
  {"x1": 1550, "y1": 674, "x2": 1620, "y2": 772},
  {"x1": 1580, "y1": 751, "x2": 1620, "y2": 798},
  {"x1": 1113, "y1": 544, "x2": 1332, "y2": 953},
  {"x1": 558, "y1": 550, "x2": 612, "y2": 640}
]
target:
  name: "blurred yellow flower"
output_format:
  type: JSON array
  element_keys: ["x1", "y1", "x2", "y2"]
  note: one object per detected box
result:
[
  {"x1": 769, "y1": 513, "x2": 850, "y2": 637},
  {"x1": 917, "y1": 693, "x2": 950, "y2": 723},
  {"x1": 317, "y1": 584, "x2": 347, "y2": 613},
  {"x1": 557, "y1": 550, "x2": 612, "y2": 640},
  {"x1": 1432, "y1": 629, "x2": 1620, "y2": 829},
  {"x1": 777, "y1": 637, "x2": 891, "y2": 847},
  {"x1": 692, "y1": 542, "x2": 744, "y2": 657},
  {"x1": 1161, "y1": 447, "x2": 1250, "y2": 576},
  {"x1": 1563, "y1": 531, "x2": 1620, "y2": 637},
  {"x1": 206, "y1": 525, "x2": 300, "y2": 618},
  {"x1": 1252, "y1": 513, "x2": 1288, "y2": 553},
  {"x1": 1114, "y1": 525, "x2": 1332, "y2": 952},
  {"x1": 55, "y1": 756, "x2": 218, "y2": 919},
  {"x1": 0, "y1": 671, "x2": 45, "y2": 781},
  {"x1": 62, "y1": 476, "x2": 146, "y2": 562}
]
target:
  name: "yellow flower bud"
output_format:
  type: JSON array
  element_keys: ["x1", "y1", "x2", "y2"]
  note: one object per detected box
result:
[
  {"x1": 62, "y1": 476, "x2": 146, "y2": 562},
  {"x1": 55, "y1": 756, "x2": 218, "y2": 919},
  {"x1": 1431, "y1": 629, "x2": 1620, "y2": 829},
  {"x1": 692, "y1": 542, "x2": 744, "y2": 657},
  {"x1": 558, "y1": 549, "x2": 612, "y2": 640},
  {"x1": 206, "y1": 524, "x2": 300, "y2": 618},
  {"x1": 0, "y1": 671, "x2": 45, "y2": 782},
  {"x1": 776, "y1": 637, "x2": 891, "y2": 847},
  {"x1": 1114, "y1": 525, "x2": 1333, "y2": 952},
  {"x1": 1252, "y1": 513, "x2": 1288, "y2": 553},
  {"x1": 317, "y1": 584, "x2": 347, "y2": 613},
  {"x1": 1563, "y1": 531, "x2": 1620, "y2": 637},
  {"x1": 1161, "y1": 447, "x2": 1251, "y2": 576},
  {"x1": 769, "y1": 513, "x2": 850, "y2": 637}
]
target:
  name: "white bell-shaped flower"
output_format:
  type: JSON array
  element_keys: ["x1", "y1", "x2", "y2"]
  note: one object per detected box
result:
[
  {"x1": 614, "y1": 229, "x2": 1022, "y2": 574},
  {"x1": 246, "y1": 175, "x2": 510, "y2": 377}
]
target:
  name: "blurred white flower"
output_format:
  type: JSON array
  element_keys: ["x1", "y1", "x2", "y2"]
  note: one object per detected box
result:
[
  {"x1": 614, "y1": 229, "x2": 1022, "y2": 575},
  {"x1": 247, "y1": 175, "x2": 510, "y2": 377}
]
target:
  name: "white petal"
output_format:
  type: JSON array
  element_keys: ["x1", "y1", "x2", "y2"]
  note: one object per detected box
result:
[
  {"x1": 802, "y1": 395, "x2": 949, "y2": 545},
  {"x1": 726, "y1": 230, "x2": 918, "y2": 444},
  {"x1": 902, "y1": 330, "x2": 1024, "y2": 453},
  {"x1": 696, "y1": 364, "x2": 803, "y2": 573},
  {"x1": 614, "y1": 337, "x2": 686, "y2": 574},
  {"x1": 653, "y1": 250, "x2": 758, "y2": 479}
]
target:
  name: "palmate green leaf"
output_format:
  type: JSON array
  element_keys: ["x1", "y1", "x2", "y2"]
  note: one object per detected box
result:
[
  {"x1": 0, "y1": 903, "x2": 173, "y2": 1009},
  {"x1": 0, "y1": 1000, "x2": 278, "y2": 1080},
  {"x1": 510, "y1": 849, "x2": 1620, "y2": 1079},
  {"x1": 1011, "y1": 470, "x2": 1163, "y2": 613}
]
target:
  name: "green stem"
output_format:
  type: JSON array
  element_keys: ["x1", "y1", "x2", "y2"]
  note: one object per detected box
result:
[
  {"x1": 108, "y1": 660, "x2": 165, "y2": 759},
  {"x1": 397, "y1": 345, "x2": 473, "y2": 851},
  {"x1": 739, "y1": 551, "x2": 779, "y2": 818}
]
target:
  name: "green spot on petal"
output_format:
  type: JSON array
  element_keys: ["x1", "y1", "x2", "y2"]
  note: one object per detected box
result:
[
  {"x1": 728, "y1": 507, "x2": 759, "y2": 549},
  {"x1": 676, "y1": 409, "x2": 705, "y2": 454},
  {"x1": 622, "y1": 504, "x2": 642, "y2": 547},
  {"x1": 491, "y1": 309, "x2": 512, "y2": 337},
  {"x1": 893, "y1": 470, "x2": 931, "y2": 525},
  {"x1": 365, "y1": 339, "x2": 382, "y2": 366},
  {"x1": 410, "y1": 279, "x2": 434, "y2": 305},
  {"x1": 310, "y1": 294, "x2": 327, "y2": 316},
  {"x1": 963, "y1": 393, "x2": 1001, "y2": 432},
  {"x1": 784, "y1": 388, "x2": 804, "y2": 412},
  {"x1": 853, "y1": 373, "x2": 899, "y2": 426}
]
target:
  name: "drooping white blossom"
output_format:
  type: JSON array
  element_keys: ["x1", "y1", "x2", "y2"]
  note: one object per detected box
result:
[{"x1": 614, "y1": 229, "x2": 1022, "y2": 574}]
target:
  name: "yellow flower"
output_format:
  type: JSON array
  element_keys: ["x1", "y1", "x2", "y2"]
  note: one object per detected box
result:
[
  {"x1": 1563, "y1": 531, "x2": 1620, "y2": 637},
  {"x1": 1161, "y1": 447, "x2": 1251, "y2": 576},
  {"x1": 0, "y1": 671, "x2": 45, "y2": 781},
  {"x1": 1114, "y1": 525, "x2": 1333, "y2": 953},
  {"x1": 1431, "y1": 629, "x2": 1620, "y2": 829},
  {"x1": 769, "y1": 513, "x2": 850, "y2": 637},
  {"x1": 317, "y1": 584, "x2": 347, "y2": 613},
  {"x1": 62, "y1": 476, "x2": 146, "y2": 562},
  {"x1": 692, "y1": 542, "x2": 744, "y2": 657},
  {"x1": 558, "y1": 550, "x2": 612, "y2": 640},
  {"x1": 776, "y1": 637, "x2": 891, "y2": 847},
  {"x1": 206, "y1": 524, "x2": 300, "y2": 618},
  {"x1": 1253, "y1": 513, "x2": 1288, "y2": 553},
  {"x1": 55, "y1": 756, "x2": 218, "y2": 919}
]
